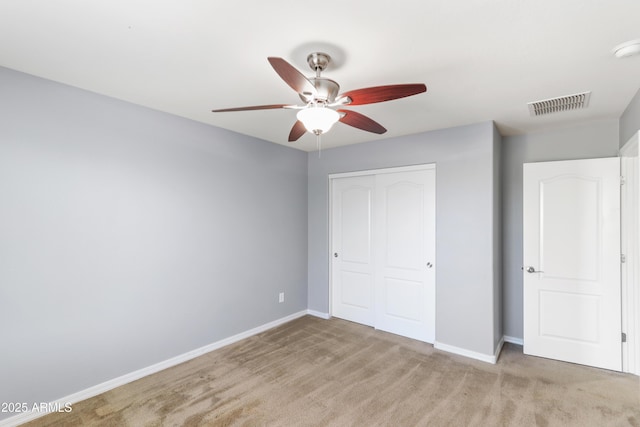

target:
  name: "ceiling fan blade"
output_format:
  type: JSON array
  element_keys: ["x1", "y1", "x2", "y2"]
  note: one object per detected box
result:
[
  {"x1": 212, "y1": 104, "x2": 296, "y2": 112},
  {"x1": 339, "y1": 84, "x2": 426, "y2": 106},
  {"x1": 288, "y1": 120, "x2": 307, "y2": 142},
  {"x1": 338, "y1": 109, "x2": 387, "y2": 134},
  {"x1": 268, "y1": 57, "x2": 317, "y2": 96}
]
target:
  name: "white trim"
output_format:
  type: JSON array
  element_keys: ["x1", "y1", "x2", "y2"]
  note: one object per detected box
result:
[
  {"x1": 329, "y1": 163, "x2": 436, "y2": 180},
  {"x1": 620, "y1": 132, "x2": 639, "y2": 157},
  {"x1": 327, "y1": 173, "x2": 333, "y2": 320},
  {"x1": 0, "y1": 310, "x2": 308, "y2": 427},
  {"x1": 434, "y1": 338, "x2": 503, "y2": 364},
  {"x1": 307, "y1": 309, "x2": 330, "y2": 319},
  {"x1": 620, "y1": 131, "x2": 639, "y2": 376},
  {"x1": 504, "y1": 335, "x2": 524, "y2": 346}
]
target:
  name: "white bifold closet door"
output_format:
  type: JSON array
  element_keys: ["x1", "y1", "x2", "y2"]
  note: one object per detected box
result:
[{"x1": 331, "y1": 166, "x2": 436, "y2": 343}]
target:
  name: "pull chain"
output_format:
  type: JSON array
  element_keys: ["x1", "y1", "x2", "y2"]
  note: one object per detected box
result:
[{"x1": 316, "y1": 133, "x2": 322, "y2": 158}]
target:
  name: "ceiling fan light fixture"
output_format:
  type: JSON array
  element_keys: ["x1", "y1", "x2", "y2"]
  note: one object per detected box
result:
[{"x1": 297, "y1": 106, "x2": 340, "y2": 135}]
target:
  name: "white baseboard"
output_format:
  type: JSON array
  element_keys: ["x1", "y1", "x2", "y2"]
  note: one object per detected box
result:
[
  {"x1": 434, "y1": 337, "x2": 504, "y2": 365},
  {"x1": 0, "y1": 310, "x2": 308, "y2": 427},
  {"x1": 504, "y1": 335, "x2": 524, "y2": 346},
  {"x1": 306, "y1": 309, "x2": 330, "y2": 319}
]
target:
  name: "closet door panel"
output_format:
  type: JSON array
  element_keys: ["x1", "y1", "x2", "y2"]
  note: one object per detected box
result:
[
  {"x1": 375, "y1": 169, "x2": 436, "y2": 343},
  {"x1": 385, "y1": 182, "x2": 423, "y2": 270},
  {"x1": 331, "y1": 176, "x2": 376, "y2": 326}
]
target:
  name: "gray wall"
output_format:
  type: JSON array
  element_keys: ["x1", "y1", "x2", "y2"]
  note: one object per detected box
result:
[
  {"x1": 501, "y1": 120, "x2": 620, "y2": 340},
  {"x1": 620, "y1": 87, "x2": 640, "y2": 148},
  {"x1": 0, "y1": 67, "x2": 308, "y2": 418},
  {"x1": 308, "y1": 121, "x2": 502, "y2": 356}
]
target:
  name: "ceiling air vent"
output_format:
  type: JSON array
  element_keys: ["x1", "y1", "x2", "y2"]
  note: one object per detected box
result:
[{"x1": 527, "y1": 91, "x2": 591, "y2": 116}]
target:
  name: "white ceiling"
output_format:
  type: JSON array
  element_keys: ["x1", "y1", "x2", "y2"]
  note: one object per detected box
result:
[{"x1": 1, "y1": 1, "x2": 640, "y2": 151}]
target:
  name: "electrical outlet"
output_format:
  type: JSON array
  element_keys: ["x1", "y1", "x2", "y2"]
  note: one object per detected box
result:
[{"x1": 279, "y1": 292, "x2": 284, "y2": 303}]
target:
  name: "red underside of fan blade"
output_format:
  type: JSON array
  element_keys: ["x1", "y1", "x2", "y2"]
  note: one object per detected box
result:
[
  {"x1": 212, "y1": 104, "x2": 293, "y2": 112},
  {"x1": 288, "y1": 120, "x2": 307, "y2": 141},
  {"x1": 340, "y1": 84, "x2": 426, "y2": 106},
  {"x1": 338, "y1": 109, "x2": 387, "y2": 134}
]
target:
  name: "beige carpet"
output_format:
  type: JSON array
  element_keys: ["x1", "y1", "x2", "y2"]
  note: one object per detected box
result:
[{"x1": 22, "y1": 316, "x2": 640, "y2": 426}]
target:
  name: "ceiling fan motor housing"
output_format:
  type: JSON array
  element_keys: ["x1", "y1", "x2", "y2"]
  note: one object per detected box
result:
[
  {"x1": 300, "y1": 78, "x2": 340, "y2": 104},
  {"x1": 298, "y1": 52, "x2": 341, "y2": 104}
]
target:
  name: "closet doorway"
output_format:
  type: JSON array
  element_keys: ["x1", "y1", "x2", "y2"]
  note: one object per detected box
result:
[{"x1": 330, "y1": 164, "x2": 436, "y2": 343}]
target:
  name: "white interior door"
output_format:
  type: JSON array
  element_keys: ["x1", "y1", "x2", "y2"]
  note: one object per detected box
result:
[
  {"x1": 331, "y1": 175, "x2": 375, "y2": 326},
  {"x1": 375, "y1": 169, "x2": 436, "y2": 342},
  {"x1": 523, "y1": 157, "x2": 621, "y2": 371}
]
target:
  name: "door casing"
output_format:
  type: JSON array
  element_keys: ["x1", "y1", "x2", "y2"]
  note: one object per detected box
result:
[{"x1": 621, "y1": 132, "x2": 640, "y2": 375}]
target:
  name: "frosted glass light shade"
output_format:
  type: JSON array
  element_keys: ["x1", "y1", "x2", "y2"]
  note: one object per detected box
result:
[{"x1": 297, "y1": 107, "x2": 340, "y2": 134}]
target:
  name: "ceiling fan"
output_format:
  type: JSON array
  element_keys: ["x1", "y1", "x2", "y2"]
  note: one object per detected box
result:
[{"x1": 212, "y1": 52, "x2": 427, "y2": 142}]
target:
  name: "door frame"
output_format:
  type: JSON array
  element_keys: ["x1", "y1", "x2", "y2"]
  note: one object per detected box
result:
[
  {"x1": 328, "y1": 163, "x2": 436, "y2": 321},
  {"x1": 621, "y1": 131, "x2": 640, "y2": 375}
]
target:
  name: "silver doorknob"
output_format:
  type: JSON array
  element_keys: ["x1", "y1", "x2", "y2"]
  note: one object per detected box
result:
[{"x1": 525, "y1": 266, "x2": 544, "y2": 273}]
